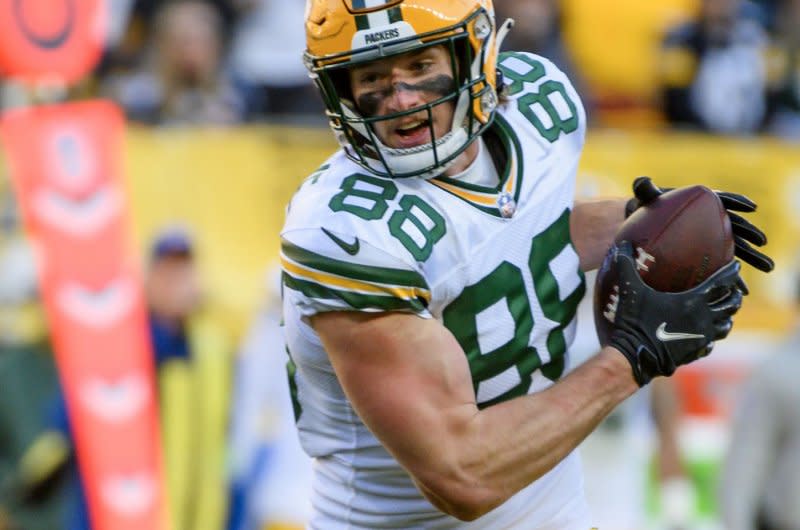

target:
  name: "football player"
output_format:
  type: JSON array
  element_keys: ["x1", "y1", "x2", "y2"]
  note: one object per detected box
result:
[{"x1": 280, "y1": 1, "x2": 771, "y2": 528}]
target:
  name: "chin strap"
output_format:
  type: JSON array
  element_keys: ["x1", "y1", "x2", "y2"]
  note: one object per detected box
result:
[{"x1": 495, "y1": 18, "x2": 515, "y2": 52}]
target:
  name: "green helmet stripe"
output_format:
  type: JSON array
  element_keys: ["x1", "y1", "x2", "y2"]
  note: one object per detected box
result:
[
  {"x1": 388, "y1": 6, "x2": 403, "y2": 23},
  {"x1": 352, "y1": 0, "x2": 370, "y2": 29},
  {"x1": 353, "y1": 0, "x2": 402, "y2": 30},
  {"x1": 355, "y1": 15, "x2": 370, "y2": 30}
]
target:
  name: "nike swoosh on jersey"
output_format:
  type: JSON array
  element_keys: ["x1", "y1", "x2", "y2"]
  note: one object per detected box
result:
[
  {"x1": 656, "y1": 322, "x2": 705, "y2": 342},
  {"x1": 321, "y1": 227, "x2": 360, "y2": 255}
]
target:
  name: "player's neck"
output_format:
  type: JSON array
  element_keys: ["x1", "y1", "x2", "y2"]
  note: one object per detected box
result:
[
  {"x1": 442, "y1": 138, "x2": 499, "y2": 188},
  {"x1": 443, "y1": 139, "x2": 481, "y2": 178}
]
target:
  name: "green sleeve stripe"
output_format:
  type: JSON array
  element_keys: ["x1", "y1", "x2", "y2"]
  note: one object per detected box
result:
[
  {"x1": 281, "y1": 240, "x2": 429, "y2": 289},
  {"x1": 283, "y1": 272, "x2": 428, "y2": 313}
]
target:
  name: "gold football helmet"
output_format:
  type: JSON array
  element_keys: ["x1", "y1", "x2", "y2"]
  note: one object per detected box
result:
[{"x1": 304, "y1": 0, "x2": 500, "y2": 179}]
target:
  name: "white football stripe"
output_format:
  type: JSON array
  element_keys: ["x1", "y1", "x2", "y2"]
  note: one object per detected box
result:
[
  {"x1": 364, "y1": 0, "x2": 391, "y2": 27},
  {"x1": 32, "y1": 184, "x2": 122, "y2": 237},
  {"x1": 80, "y1": 374, "x2": 151, "y2": 423},
  {"x1": 101, "y1": 473, "x2": 157, "y2": 517},
  {"x1": 56, "y1": 277, "x2": 137, "y2": 328}
]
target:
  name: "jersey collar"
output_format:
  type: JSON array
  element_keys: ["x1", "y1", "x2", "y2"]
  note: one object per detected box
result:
[{"x1": 428, "y1": 114, "x2": 523, "y2": 218}]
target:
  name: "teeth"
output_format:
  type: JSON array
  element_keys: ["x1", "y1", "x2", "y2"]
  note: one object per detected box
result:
[{"x1": 397, "y1": 120, "x2": 425, "y2": 131}]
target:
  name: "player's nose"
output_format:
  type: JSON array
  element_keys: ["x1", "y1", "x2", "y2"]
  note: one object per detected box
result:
[{"x1": 386, "y1": 80, "x2": 424, "y2": 112}]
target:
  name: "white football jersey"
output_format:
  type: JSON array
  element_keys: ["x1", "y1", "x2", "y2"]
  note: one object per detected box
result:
[{"x1": 281, "y1": 53, "x2": 591, "y2": 529}]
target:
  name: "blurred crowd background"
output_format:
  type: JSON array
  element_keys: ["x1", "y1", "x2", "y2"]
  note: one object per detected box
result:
[
  {"x1": 1, "y1": 0, "x2": 799, "y2": 529},
  {"x1": 2, "y1": 0, "x2": 798, "y2": 134}
]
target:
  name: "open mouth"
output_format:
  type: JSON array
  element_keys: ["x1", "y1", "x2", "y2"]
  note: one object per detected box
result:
[
  {"x1": 396, "y1": 118, "x2": 430, "y2": 137},
  {"x1": 392, "y1": 118, "x2": 433, "y2": 148}
]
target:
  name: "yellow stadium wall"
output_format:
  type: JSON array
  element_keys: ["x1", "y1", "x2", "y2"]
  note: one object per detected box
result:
[
  {"x1": 121, "y1": 126, "x2": 799, "y2": 338},
  {"x1": 4, "y1": 125, "x2": 798, "y2": 339},
  {"x1": 561, "y1": 0, "x2": 698, "y2": 95},
  {"x1": 123, "y1": 125, "x2": 337, "y2": 339},
  {"x1": 575, "y1": 131, "x2": 800, "y2": 333},
  {"x1": 561, "y1": 0, "x2": 699, "y2": 125}
]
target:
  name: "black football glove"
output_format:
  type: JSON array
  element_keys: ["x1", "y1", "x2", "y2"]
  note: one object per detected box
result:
[
  {"x1": 624, "y1": 176, "x2": 774, "y2": 273},
  {"x1": 605, "y1": 241, "x2": 745, "y2": 386}
]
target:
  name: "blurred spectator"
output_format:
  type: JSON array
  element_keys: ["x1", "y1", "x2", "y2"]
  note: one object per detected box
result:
[
  {"x1": 145, "y1": 226, "x2": 203, "y2": 366},
  {"x1": 493, "y1": 0, "x2": 593, "y2": 109},
  {"x1": 226, "y1": 266, "x2": 312, "y2": 530},
  {"x1": 227, "y1": 0, "x2": 324, "y2": 121},
  {"x1": 659, "y1": 0, "x2": 771, "y2": 134},
  {"x1": 0, "y1": 230, "x2": 68, "y2": 530},
  {"x1": 101, "y1": 0, "x2": 248, "y2": 126},
  {"x1": 97, "y1": 0, "x2": 240, "y2": 77},
  {"x1": 145, "y1": 226, "x2": 234, "y2": 530},
  {"x1": 719, "y1": 283, "x2": 800, "y2": 530},
  {"x1": 750, "y1": 0, "x2": 782, "y2": 29},
  {"x1": 0, "y1": 337, "x2": 68, "y2": 530},
  {"x1": 90, "y1": 0, "x2": 153, "y2": 88},
  {"x1": 131, "y1": 0, "x2": 239, "y2": 36},
  {"x1": 571, "y1": 286, "x2": 695, "y2": 529},
  {"x1": 104, "y1": 0, "x2": 139, "y2": 58},
  {"x1": 649, "y1": 378, "x2": 696, "y2": 530},
  {"x1": 49, "y1": 225, "x2": 235, "y2": 530},
  {"x1": 765, "y1": 0, "x2": 800, "y2": 139},
  {"x1": 580, "y1": 382, "x2": 695, "y2": 530}
]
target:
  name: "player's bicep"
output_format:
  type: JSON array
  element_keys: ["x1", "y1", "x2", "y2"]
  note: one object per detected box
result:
[{"x1": 311, "y1": 310, "x2": 477, "y2": 471}]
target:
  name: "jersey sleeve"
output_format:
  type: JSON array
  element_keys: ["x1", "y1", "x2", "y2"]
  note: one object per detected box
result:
[{"x1": 280, "y1": 227, "x2": 432, "y2": 319}]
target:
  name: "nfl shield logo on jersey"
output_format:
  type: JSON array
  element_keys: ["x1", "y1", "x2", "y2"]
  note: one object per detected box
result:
[{"x1": 497, "y1": 191, "x2": 516, "y2": 218}]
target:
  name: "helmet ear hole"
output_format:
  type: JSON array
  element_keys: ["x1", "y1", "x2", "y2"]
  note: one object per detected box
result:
[
  {"x1": 329, "y1": 69, "x2": 351, "y2": 102},
  {"x1": 495, "y1": 68, "x2": 508, "y2": 98},
  {"x1": 451, "y1": 39, "x2": 473, "y2": 86}
]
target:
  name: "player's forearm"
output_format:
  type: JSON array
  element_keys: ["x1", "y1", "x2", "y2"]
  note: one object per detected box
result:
[
  {"x1": 719, "y1": 384, "x2": 776, "y2": 530},
  {"x1": 316, "y1": 311, "x2": 637, "y2": 520},
  {"x1": 570, "y1": 198, "x2": 626, "y2": 271},
  {"x1": 651, "y1": 378, "x2": 685, "y2": 480},
  {"x1": 415, "y1": 347, "x2": 638, "y2": 519}
]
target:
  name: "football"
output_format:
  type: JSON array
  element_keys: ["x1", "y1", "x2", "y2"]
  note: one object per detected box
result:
[{"x1": 593, "y1": 185, "x2": 735, "y2": 345}]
